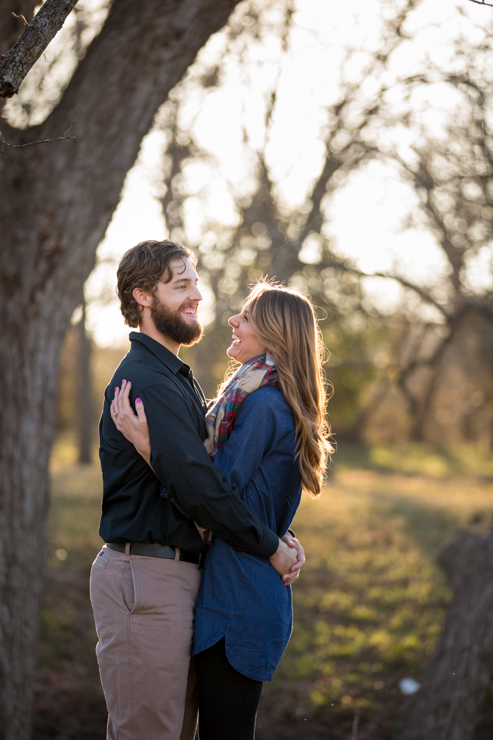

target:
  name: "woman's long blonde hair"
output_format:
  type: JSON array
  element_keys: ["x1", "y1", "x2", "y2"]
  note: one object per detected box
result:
[{"x1": 247, "y1": 281, "x2": 333, "y2": 497}]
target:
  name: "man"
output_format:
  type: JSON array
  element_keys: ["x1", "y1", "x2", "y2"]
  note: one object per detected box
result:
[{"x1": 90, "y1": 239, "x2": 302, "y2": 740}]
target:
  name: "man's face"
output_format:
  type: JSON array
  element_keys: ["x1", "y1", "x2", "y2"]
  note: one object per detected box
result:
[{"x1": 150, "y1": 258, "x2": 204, "y2": 346}]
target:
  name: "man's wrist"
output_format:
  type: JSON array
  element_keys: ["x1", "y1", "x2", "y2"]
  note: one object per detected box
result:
[{"x1": 255, "y1": 529, "x2": 279, "y2": 559}]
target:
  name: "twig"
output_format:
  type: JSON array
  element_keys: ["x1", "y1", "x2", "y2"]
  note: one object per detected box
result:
[
  {"x1": 468, "y1": 0, "x2": 493, "y2": 6},
  {"x1": 351, "y1": 706, "x2": 361, "y2": 740},
  {"x1": 12, "y1": 13, "x2": 28, "y2": 27},
  {"x1": 0, "y1": 126, "x2": 76, "y2": 153}
]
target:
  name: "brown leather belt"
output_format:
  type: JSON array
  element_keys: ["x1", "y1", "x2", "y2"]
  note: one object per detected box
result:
[{"x1": 107, "y1": 542, "x2": 200, "y2": 565}]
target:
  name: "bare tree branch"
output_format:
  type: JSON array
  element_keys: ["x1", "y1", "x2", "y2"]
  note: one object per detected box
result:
[
  {"x1": 315, "y1": 253, "x2": 451, "y2": 320},
  {"x1": 468, "y1": 0, "x2": 493, "y2": 6},
  {"x1": 0, "y1": 0, "x2": 80, "y2": 98},
  {"x1": 370, "y1": 270, "x2": 450, "y2": 318},
  {"x1": 0, "y1": 125, "x2": 75, "y2": 152}
]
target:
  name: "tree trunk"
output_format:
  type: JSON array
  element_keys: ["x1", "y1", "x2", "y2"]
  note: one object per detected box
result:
[
  {"x1": 78, "y1": 299, "x2": 93, "y2": 465},
  {"x1": 0, "y1": 2, "x2": 241, "y2": 738},
  {"x1": 402, "y1": 529, "x2": 493, "y2": 740},
  {"x1": 0, "y1": 321, "x2": 65, "y2": 739}
]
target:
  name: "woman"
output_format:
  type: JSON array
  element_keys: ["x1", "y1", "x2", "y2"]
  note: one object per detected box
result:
[{"x1": 111, "y1": 281, "x2": 332, "y2": 739}]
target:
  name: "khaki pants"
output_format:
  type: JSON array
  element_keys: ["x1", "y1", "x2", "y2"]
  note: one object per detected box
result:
[{"x1": 90, "y1": 545, "x2": 202, "y2": 740}]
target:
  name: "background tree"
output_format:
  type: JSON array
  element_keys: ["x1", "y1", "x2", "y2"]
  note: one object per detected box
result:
[
  {"x1": 0, "y1": 2, "x2": 247, "y2": 738},
  {"x1": 321, "y1": 21, "x2": 493, "y2": 446},
  {"x1": 149, "y1": 0, "x2": 415, "y2": 436},
  {"x1": 153, "y1": 0, "x2": 493, "y2": 452}
]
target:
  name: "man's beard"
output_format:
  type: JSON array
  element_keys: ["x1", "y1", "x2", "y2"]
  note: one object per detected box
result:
[{"x1": 150, "y1": 296, "x2": 204, "y2": 347}]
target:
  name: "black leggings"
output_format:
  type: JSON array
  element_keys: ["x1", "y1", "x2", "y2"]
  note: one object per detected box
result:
[{"x1": 195, "y1": 638, "x2": 263, "y2": 740}]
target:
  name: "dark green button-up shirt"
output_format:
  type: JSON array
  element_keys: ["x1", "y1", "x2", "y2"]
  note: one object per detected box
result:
[{"x1": 98, "y1": 332, "x2": 279, "y2": 557}]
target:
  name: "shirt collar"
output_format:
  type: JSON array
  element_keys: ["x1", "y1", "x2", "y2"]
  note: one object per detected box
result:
[{"x1": 129, "y1": 331, "x2": 187, "y2": 376}]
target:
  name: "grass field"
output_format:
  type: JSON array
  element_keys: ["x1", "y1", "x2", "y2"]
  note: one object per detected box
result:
[{"x1": 35, "y1": 441, "x2": 493, "y2": 739}]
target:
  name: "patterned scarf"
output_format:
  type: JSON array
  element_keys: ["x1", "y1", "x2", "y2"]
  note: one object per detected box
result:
[
  {"x1": 204, "y1": 353, "x2": 279, "y2": 456},
  {"x1": 196, "y1": 353, "x2": 278, "y2": 545}
]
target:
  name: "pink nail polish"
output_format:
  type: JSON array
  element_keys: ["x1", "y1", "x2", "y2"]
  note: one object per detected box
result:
[{"x1": 136, "y1": 398, "x2": 142, "y2": 403}]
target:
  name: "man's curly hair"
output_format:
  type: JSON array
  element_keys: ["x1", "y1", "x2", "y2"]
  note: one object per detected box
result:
[{"x1": 117, "y1": 240, "x2": 196, "y2": 327}]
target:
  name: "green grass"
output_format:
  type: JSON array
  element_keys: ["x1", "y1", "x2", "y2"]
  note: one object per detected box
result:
[
  {"x1": 264, "y1": 447, "x2": 493, "y2": 725},
  {"x1": 334, "y1": 442, "x2": 493, "y2": 479},
  {"x1": 46, "y1": 462, "x2": 103, "y2": 570},
  {"x1": 40, "y1": 456, "x2": 103, "y2": 687},
  {"x1": 42, "y1": 440, "x2": 493, "y2": 736}
]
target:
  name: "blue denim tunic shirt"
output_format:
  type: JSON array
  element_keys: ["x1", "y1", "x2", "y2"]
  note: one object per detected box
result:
[{"x1": 192, "y1": 386, "x2": 302, "y2": 681}]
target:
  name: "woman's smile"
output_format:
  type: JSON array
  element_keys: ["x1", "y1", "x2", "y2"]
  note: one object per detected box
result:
[{"x1": 227, "y1": 305, "x2": 266, "y2": 364}]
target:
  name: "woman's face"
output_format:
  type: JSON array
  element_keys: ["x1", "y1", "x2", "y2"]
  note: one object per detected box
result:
[{"x1": 227, "y1": 303, "x2": 267, "y2": 365}]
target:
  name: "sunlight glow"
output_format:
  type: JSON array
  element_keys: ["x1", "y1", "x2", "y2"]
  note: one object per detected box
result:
[{"x1": 65, "y1": 0, "x2": 491, "y2": 347}]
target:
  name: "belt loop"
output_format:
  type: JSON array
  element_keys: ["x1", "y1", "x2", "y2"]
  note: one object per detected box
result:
[
  {"x1": 125, "y1": 542, "x2": 131, "y2": 556},
  {"x1": 174, "y1": 547, "x2": 180, "y2": 562}
]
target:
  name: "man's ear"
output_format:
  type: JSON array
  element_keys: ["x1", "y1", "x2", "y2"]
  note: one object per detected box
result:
[{"x1": 132, "y1": 287, "x2": 153, "y2": 308}]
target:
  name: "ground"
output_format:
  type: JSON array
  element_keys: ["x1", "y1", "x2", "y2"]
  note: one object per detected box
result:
[{"x1": 33, "y1": 442, "x2": 493, "y2": 739}]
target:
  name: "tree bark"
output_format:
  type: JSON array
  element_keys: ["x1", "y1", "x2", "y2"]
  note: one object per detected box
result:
[
  {"x1": 77, "y1": 299, "x2": 93, "y2": 464},
  {"x1": 0, "y1": 1, "x2": 241, "y2": 738},
  {"x1": 402, "y1": 529, "x2": 493, "y2": 740},
  {"x1": 0, "y1": 0, "x2": 80, "y2": 98}
]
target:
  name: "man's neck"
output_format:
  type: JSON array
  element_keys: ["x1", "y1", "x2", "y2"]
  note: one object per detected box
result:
[{"x1": 137, "y1": 322, "x2": 181, "y2": 357}]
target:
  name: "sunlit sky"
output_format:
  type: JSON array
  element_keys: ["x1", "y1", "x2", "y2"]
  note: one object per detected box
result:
[{"x1": 74, "y1": 0, "x2": 490, "y2": 347}]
